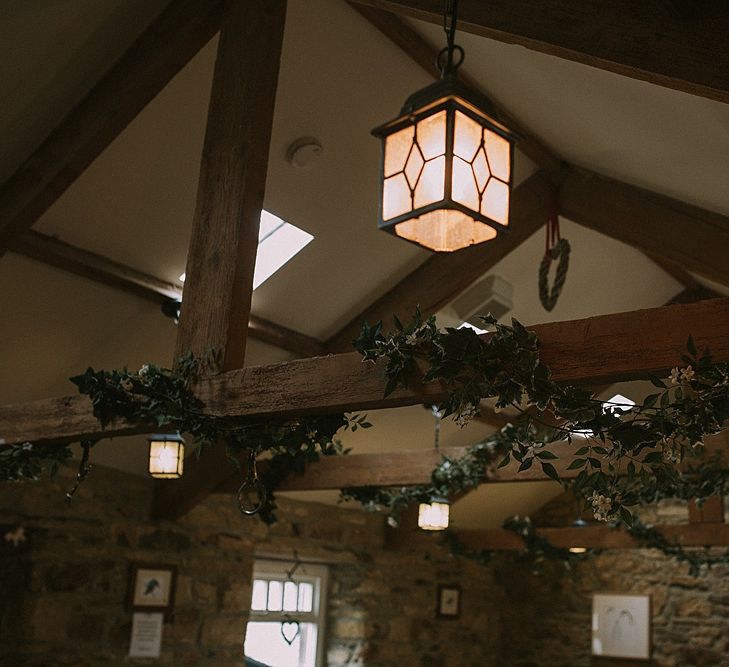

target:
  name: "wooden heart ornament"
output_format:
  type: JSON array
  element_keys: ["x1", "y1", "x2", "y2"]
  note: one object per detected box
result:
[
  {"x1": 538, "y1": 238, "x2": 571, "y2": 311},
  {"x1": 281, "y1": 620, "x2": 300, "y2": 646}
]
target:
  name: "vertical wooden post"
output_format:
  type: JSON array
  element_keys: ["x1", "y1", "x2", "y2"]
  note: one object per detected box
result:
[
  {"x1": 152, "y1": 0, "x2": 287, "y2": 522},
  {"x1": 175, "y1": 0, "x2": 287, "y2": 372}
]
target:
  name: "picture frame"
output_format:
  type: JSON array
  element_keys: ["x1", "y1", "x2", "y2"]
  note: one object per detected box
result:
[
  {"x1": 592, "y1": 593, "x2": 651, "y2": 660},
  {"x1": 127, "y1": 563, "x2": 177, "y2": 618},
  {"x1": 436, "y1": 584, "x2": 461, "y2": 618}
]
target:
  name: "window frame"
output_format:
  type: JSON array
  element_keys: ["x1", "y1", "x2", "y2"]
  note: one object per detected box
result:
[{"x1": 246, "y1": 559, "x2": 329, "y2": 667}]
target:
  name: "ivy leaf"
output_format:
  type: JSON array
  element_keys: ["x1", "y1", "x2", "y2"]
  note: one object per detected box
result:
[
  {"x1": 497, "y1": 454, "x2": 511, "y2": 469},
  {"x1": 567, "y1": 458, "x2": 588, "y2": 470},
  {"x1": 687, "y1": 335, "x2": 697, "y2": 358},
  {"x1": 620, "y1": 506, "x2": 634, "y2": 527},
  {"x1": 518, "y1": 457, "x2": 534, "y2": 472},
  {"x1": 536, "y1": 450, "x2": 558, "y2": 460},
  {"x1": 540, "y1": 462, "x2": 560, "y2": 482}
]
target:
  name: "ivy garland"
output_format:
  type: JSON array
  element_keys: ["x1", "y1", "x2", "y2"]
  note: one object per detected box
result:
[
  {"x1": 4, "y1": 309, "x2": 729, "y2": 573},
  {"x1": 1, "y1": 352, "x2": 366, "y2": 524},
  {"x1": 341, "y1": 309, "x2": 729, "y2": 572}
]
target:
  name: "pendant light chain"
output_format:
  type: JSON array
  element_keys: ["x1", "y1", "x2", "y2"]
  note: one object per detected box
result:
[
  {"x1": 432, "y1": 404, "x2": 443, "y2": 452},
  {"x1": 438, "y1": 0, "x2": 464, "y2": 76}
]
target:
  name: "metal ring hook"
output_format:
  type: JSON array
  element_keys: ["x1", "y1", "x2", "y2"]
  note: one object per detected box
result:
[{"x1": 236, "y1": 448, "x2": 267, "y2": 516}]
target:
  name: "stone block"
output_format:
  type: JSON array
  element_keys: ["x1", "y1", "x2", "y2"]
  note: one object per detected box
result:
[{"x1": 200, "y1": 615, "x2": 247, "y2": 647}]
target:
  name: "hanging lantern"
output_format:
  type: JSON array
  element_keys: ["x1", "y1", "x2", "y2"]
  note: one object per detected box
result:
[
  {"x1": 569, "y1": 517, "x2": 587, "y2": 554},
  {"x1": 372, "y1": 0, "x2": 517, "y2": 252},
  {"x1": 148, "y1": 434, "x2": 185, "y2": 479},
  {"x1": 418, "y1": 496, "x2": 451, "y2": 531}
]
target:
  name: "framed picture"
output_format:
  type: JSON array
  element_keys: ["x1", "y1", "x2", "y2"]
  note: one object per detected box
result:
[
  {"x1": 436, "y1": 584, "x2": 461, "y2": 618},
  {"x1": 128, "y1": 563, "x2": 177, "y2": 617},
  {"x1": 592, "y1": 593, "x2": 651, "y2": 660}
]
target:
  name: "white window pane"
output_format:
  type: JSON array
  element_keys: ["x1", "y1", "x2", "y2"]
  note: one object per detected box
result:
[
  {"x1": 251, "y1": 579, "x2": 268, "y2": 611},
  {"x1": 267, "y1": 580, "x2": 283, "y2": 612},
  {"x1": 297, "y1": 582, "x2": 313, "y2": 612},
  {"x1": 283, "y1": 581, "x2": 298, "y2": 612},
  {"x1": 245, "y1": 622, "x2": 317, "y2": 667}
]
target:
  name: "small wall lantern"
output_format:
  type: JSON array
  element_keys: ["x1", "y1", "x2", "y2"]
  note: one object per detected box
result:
[
  {"x1": 418, "y1": 496, "x2": 451, "y2": 531},
  {"x1": 148, "y1": 434, "x2": 185, "y2": 479}
]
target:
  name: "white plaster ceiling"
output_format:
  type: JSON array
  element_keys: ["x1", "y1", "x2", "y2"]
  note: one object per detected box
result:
[{"x1": 1, "y1": 0, "x2": 722, "y2": 529}]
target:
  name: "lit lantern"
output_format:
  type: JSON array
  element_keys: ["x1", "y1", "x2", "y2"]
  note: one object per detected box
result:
[
  {"x1": 418, "y1": 497, "x2": 450, "y2": 531},
  {"x1": 148, "y1": 434, "x2": 185, "y2": 479},
  {"x1": 372, "y1": 1, "x2": 516, "y2": 252}
]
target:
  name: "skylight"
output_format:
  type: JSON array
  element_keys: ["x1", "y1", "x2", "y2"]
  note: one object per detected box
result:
[
  {"x1": 573, "y1": 394, "x2": 636, "y2": 438},
  {"x1": 178, "y1": 211, "x2": 313, "y2": 289}
]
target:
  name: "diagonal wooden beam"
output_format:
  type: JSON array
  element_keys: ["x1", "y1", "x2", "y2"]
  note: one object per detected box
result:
[
  {"x1": 349, "y1": 0, "x2": 729, "y2": 105},
  {"x1": 7, "y1": 230, "x2": 326, "y2": 358},
  {"x1": 559, "y1": 167, "x2": 729, "y2": 288},
  {"x1": 5, "y1": 298, "x2": 729, "y2": 447},
  {"x1": 326, "y1": 170, "x2": 554, "y2": 352},
  {"x1": 349, "y1": 3, "x2": 561, "y2": 173},
  {"x1": 0, "y1": 0, "x2": 224, "y2": 255}
]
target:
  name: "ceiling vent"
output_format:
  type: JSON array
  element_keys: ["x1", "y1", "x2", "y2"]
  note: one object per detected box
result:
[{"x1": 441, "y1": 275, "x2": 514, "y2": 330}]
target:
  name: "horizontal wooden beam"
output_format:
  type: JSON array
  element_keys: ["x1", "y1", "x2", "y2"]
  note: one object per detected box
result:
[
  {"x1": 0, "y1": 0, "x2": 224, "y2": 254},
  {"x1": 560, "y1": 167, "x2": 729, "y2": 288},
  {"x1": 3, "y1": 298, "x2": 729, "y2": 446},
  {"x1": 450, "y1": 522, "x2": 729, "y2": 551},
  {"x1": 326, "y1": 170, "x2": 554, "y2": 352},
  {"x1": 349, "y1": 0, "x2": 729, "y2": 105},
  {"x1": 8, "y1": 230, "x2": 325, "y2": 358}
]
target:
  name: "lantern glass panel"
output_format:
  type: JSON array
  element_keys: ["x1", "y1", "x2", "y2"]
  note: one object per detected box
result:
[
  {"x1": 483, "y1": 178, "x2": 509, "y2": 225},
  {"x1": 413, "y1": 155, "x2": 445, "y2": 208},
  {"x1": 382, "y1": 173, "x2": 411, "y2": 221},
  {"x1": 473, "y1": 147, "x2": 490, "y2": 192},
  {"x1": 418, "y1": 500, "x2": 450, "y2": 531},
  {"x1": 416, "y1": 110, "x2": 447, "y2": 159},
  {"x1": 395, "y1": 209, "x2": 497, "y2": 253},
  {"x1": 484, "y1": 129, "x2": 511, "y2": 181},
  {"x1": 384, "y1": 125, "x2": 413, "y2": 177},
  {"x1": 454, "y1": 111, "x2": 481, "y2": 161},
  {"x1": 451, "y1": 156, "x2": 479, "y2": 210},
  {"x1": 148, "y1": 438, "x2": 184, "y2": 479}
]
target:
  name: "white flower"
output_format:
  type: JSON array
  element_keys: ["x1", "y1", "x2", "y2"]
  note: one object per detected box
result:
[
  {"x1": 387, "y1": 516, "x2": 399, "y2": 528},
  {"x1": 21, "y1": 442, "x2": 33, "y2": 451},
  {"x1": 590, "y1": 491, "x2": 613, "y2": 522},
  {"x1": 669, "y1": 367, "x2": 681, "y2": 386},
  {"x1": 454, "y1": 402, "x2": 478, "y2": 428},
  {"x1": 680, "y1": 365, "x2": 695, "y2": 383},
  {"x1": 138, "y1": 364, "x2": 150, "y2": 378}
]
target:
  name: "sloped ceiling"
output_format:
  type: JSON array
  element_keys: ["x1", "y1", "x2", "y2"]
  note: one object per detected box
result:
[{"x1": 1, "y1": 0, "x2": 724, "y2": 529}]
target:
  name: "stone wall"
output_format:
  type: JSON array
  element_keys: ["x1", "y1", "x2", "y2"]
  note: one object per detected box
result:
[
  {"x1": 494, "y1": 498, "x2": 729, "y2": 667},
  {"x1": 0, "y1": 465, "x2": 504, "y2": 667}
]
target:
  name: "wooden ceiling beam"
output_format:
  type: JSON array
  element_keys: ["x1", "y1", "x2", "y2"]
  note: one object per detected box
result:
[
  {"x1": 559, "y1": 167, "x2": 729, "y2": 288},
  {"x1": 348, "y1": 0, "x2": 729, "y2": 105},
  {"x1": 5, "y1": 298, "x2": 729, "y2": 447},
  {"x1": 0, "y1": 0, "x2": 224, "y2": 255},
  {"x1": 152, "y1": 0, "x2": 288, "y2": 521},
  {"x1": 326, "y1": 169, "x2": 554, "y2": 352},
  {"x1": 7, "y1": 230, "x2": 326, "y2": 358},
  {"x1": 447, "y1": 522, "x2": 729, "y2": 551}
]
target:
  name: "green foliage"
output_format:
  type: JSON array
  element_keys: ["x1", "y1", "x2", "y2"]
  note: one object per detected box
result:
[
  {"x1": 345, "y1": 310, "x2": 729, "y2": 572},
  {"x1": 6, "y1": 353, "x2": 358, "y2": 524}
]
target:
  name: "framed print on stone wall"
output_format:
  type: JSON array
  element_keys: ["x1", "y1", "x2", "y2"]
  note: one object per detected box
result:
[
  {"x1": 592, "y1": 593, "x2": 651, "y2": 660},
  {"x1": 128, "y1": 563, "x2": 177, "y2": 617},
  {"x1": 436, "y1": 584, "x2": 461, "y2": 618}
]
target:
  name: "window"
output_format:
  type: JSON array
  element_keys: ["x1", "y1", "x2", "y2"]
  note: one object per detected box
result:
[
  {"x1": 244, "y1": 560, "x2": 328, "y2": 667},
  {"x1": 179, "y1": 211, "x2": 313, "y2": 290}
]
